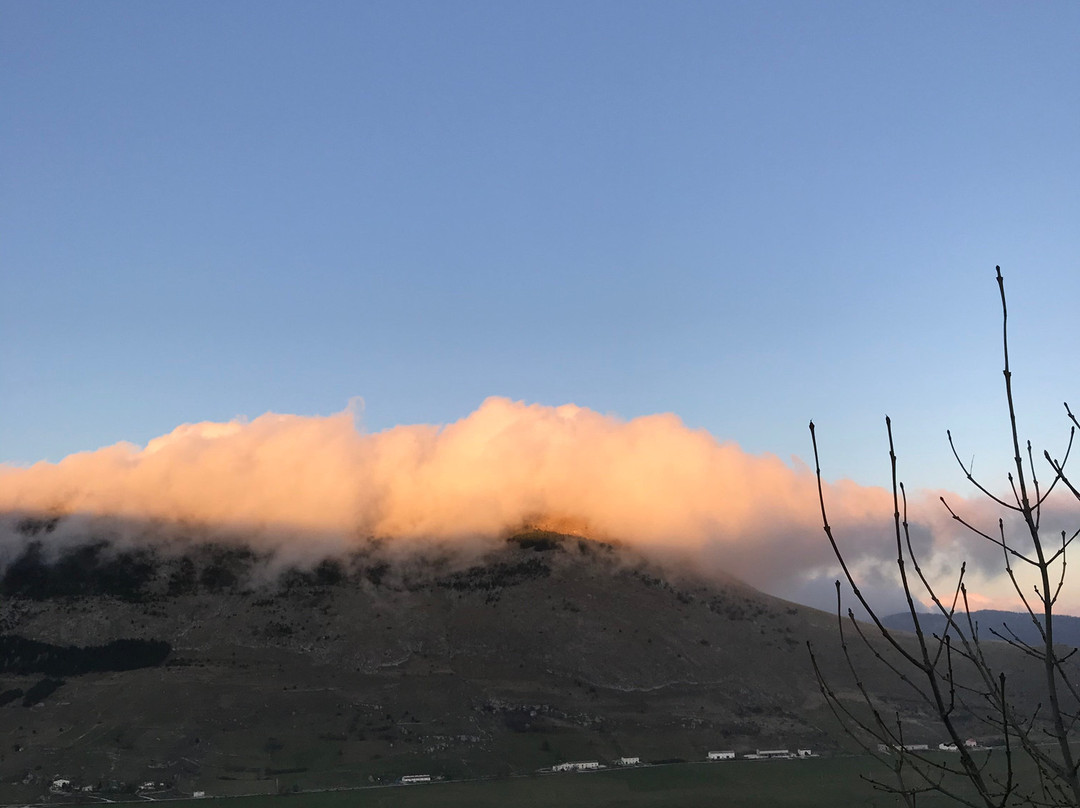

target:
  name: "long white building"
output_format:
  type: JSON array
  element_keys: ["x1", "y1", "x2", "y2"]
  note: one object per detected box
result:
[{"x1": 552, "y1": 761, "x2": 600, "y2": 772}]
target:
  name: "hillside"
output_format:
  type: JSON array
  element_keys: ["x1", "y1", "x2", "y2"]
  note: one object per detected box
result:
[
  {"x1": 881, "y1": 609, "x2": 1080, "y2": 649},
  {"x1": 0, "y1": 517, "x2": 1048, "y2": 802}
]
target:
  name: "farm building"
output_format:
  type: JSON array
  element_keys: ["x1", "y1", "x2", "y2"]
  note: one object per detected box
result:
[
  {"x1": 617, "y1": 757, "x2": 641, "y2": 766},
  {"x1": 756, "y1": 749, "x2": 791, "y2": 758},
  {"x1": 707, "y1": 751, "x2": 736, "y2": 760},
  {"x1": 553, "y1": 761, "x2": 600, "y2": 772},
  {"x1": 401, "y1": 775, "x2": 432, "y2": 784},
  {"x1": 879, "y1": 743, "x2": 931, "y2": 754}
]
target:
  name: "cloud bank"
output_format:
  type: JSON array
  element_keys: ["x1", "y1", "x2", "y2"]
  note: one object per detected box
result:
[{"x1": 1, "y1": 398, "x2": 1073, "y2": 612}]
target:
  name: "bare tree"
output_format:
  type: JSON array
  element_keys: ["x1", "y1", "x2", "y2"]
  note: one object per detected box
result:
[{"x1": 807, "y1": 267, "x2": 1080, "y2": 807}]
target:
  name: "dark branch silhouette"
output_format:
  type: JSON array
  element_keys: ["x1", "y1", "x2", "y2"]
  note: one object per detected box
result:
[{"x1": 808, "y1": 268, "x2": 1080, "y2": 807}]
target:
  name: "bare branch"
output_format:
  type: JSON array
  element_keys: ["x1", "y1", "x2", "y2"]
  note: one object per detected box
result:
[{"x1": 808, "y1": 267, "x2": 1080, "y2": 807}]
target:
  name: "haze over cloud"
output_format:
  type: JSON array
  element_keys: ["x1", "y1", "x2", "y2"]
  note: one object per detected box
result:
[{"x1": 1, "y1": 398, "x2": 1074, "y2": 614}]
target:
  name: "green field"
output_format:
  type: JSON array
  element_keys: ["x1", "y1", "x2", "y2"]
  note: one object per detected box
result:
[{"x1": 118, "y1": 758, "x2": 965, "y2": 808}]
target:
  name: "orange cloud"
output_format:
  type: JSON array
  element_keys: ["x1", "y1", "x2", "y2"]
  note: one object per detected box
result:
[{"x1": 2, "y1": 397, "x2": 1072, "y2": 612}]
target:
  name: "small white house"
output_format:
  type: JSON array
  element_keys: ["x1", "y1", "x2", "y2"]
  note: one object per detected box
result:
[
  {"x1": 707, "y1": 751, "x2": 736, "y2": 760},
  {"x1": 51, "y1": 779, "x2": 71, "y2": 791},
  {"x1": 797, "y1": 749, "x2": 813, "y2": 758},
  {"x1": 965, "y1": 739, "x2": 978, "y2": 748},
  {"x1": 617, "y1": 757, "x2": 641, "y2": 766},
  {"x1": 193, "y1": 792, "x2": 206, "y2": 799},
  {"x1": 553, "y1": 761, "x2": 600, "y2": 772}
]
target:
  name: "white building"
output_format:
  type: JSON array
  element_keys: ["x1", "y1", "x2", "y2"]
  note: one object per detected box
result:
[
  {"x1": 882, "y1": 743, "x2": 930, "y2": 754},
  {"x1": 553, "y1": 761, "x2": 600, "y2": 772},
  {"x1": 797, "y1": 749, "x2": 813, "y2": 758},
  {"x1": 707, "y1": 751, "x2": 736, "y2": 760},
  {"x1": 756, "y1": 749, "x2": 791, "y2": 758},
  {"x1": 401, "y1": 774, "x2": 432, "y2": 784},
  {"x1": 617, "y1": 757, "x2": 641, "y2": 766}
]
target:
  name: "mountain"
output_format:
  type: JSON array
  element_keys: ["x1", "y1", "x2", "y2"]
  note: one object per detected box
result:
[
  {"x1": 0, "y1": 517, "x2": 1048, "y2": 802},
  {"x1": 881, "y1": 609, "x2": 1080, "y2": 649}
]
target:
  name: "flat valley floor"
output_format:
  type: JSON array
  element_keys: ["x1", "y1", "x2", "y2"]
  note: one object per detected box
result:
[{"x1": 75, "y1": 757, "x2": 985, "y2": 808}]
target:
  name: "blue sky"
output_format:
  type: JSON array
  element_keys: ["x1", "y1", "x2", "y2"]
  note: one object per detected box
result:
[{"x1": 3, "y1": 1, "x2": 1078, "y2": 493}]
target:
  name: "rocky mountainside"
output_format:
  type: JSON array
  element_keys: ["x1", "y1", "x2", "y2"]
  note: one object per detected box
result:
[{"x1": 0, "y1": 518, "x2": 1045, "y2": 802}]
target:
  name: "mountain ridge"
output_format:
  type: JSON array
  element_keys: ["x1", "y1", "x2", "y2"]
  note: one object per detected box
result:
[
  {"x1": 881, "y1": 609, "x2": 1080, "y2": 649},
  {"x1": 0, "y1": 518, "x2": 1049, "y2": 801}
]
